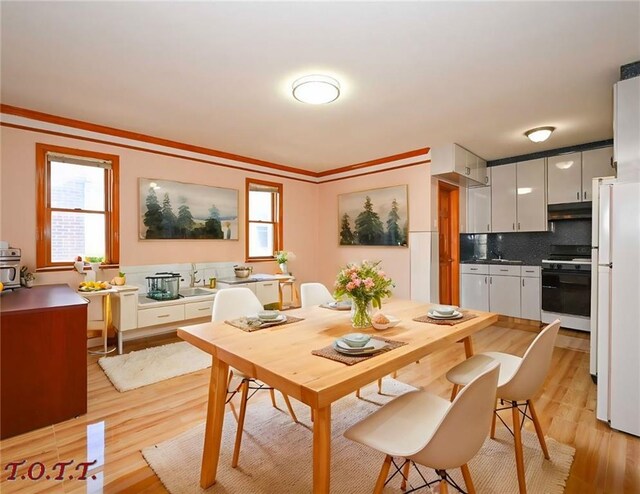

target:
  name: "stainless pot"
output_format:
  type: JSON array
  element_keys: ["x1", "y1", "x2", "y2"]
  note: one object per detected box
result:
[{"x1": 234, "y1": 266, "x2": 253, "y2": 278}]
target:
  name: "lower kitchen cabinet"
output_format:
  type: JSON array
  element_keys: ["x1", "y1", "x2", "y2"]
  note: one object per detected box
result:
[
  {"x1": 489, "y1": 273, "x2": 521, "y2": 318},
  {"x1": 460, "y1": 265, "x2": 489, "y2": 312},
  {"x1": 255, "y1": 281, "x2": 279, "y2": 306},
  {"x1": 521, "y1": 268, "x2": 542, "y2": 320},
  {"x1": 460, "y1": 264, "x2": 541, "y2": 320},
  {"x1": 137, "y1": 304, "x2": 185, "y2": 328}
]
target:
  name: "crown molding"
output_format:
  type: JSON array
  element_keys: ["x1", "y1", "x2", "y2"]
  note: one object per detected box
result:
[{"x1": 1, "y1": 104, "x2": 430, "y2": 183}]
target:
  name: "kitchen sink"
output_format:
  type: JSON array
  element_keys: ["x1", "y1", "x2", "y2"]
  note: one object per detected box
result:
[{"x1": 179, "y1": 287, "x2": 213, "y2": 297}]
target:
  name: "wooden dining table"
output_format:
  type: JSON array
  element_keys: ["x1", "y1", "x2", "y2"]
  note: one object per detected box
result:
[{"x1": 178, "y1": 298, "x2": 499, "y2": 493}]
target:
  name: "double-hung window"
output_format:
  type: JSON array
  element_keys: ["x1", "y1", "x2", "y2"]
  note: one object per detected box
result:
[
  {"x1": 36, "y1": 144, "x2": 120, "y2": 268},
  {"x1": 246, "y1": 179, "x2": 282, "y2": 260}
]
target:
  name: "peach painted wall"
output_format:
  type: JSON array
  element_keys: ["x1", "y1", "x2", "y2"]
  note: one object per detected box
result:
[
  {"x1": 0, "y1": 126, "x2": 320, "y2": 286},
  {"x1": 316, "y1": 164, "x2": 432, "y2": 300}
]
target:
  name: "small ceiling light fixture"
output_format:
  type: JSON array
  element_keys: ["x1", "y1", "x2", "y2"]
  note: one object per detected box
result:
[
  {"x1": 292, "y1": 75, "x2": 340, "y2": 104},
  {"x1": 525, "y1": 126, "x2": 555, "y2": 143}
]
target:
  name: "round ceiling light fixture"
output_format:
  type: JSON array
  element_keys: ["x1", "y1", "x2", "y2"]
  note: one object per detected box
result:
[
  {"x1": 292, "y1": 75, "x2": 340, "y2": 104},
  {"x1": 525, "y1": 126, "x2": 555, "y2": 143}
]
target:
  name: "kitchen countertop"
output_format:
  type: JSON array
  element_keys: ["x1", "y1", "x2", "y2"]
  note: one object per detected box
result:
[
  {"x1": 217, "y1": 277, "x2": 259, "y2": 284},
  {"x1": 138, "y1": 288, "x2": 217, "y2": 307},
  {"x1": 460, "y1": 259, "x2": 531, "y2": 265}
]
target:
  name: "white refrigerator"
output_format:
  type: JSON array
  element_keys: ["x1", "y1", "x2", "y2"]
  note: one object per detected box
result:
[{"x1": 593, "y1": 180, "x2": 640, "y2": 437}]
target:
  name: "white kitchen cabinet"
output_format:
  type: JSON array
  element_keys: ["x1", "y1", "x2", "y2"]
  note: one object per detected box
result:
[
  {"x1": 184, "y1": 300, "x2": 214, "y2": 319},
  {"x1": 582, "y1": 147, "x2": 614, "y2": 201},
  {"x1": 489, "y1": 273, "x2": 521, "y2": 318},
  {"x1": 137, "y1": 304, "x2": 184, "y2": 328},
  {"x1": 547, "y1": 152, "x2": 582, "y2": 204},
  {"x1": 431, "y1": 144, "x2": 486, "y2": 186},
  {"x1": 460, "y1": 265, "x2": 489, "y2": 312},
  {"x1": 491, "y1": 163, "x2": 517, "y2": 232},
  {"x1": 521, "y1": 274, "x2": 541, "y2": 321},
  {"x1": 112, "y1": 289, "x2": 138, "y2": 332},
  {"x1": 467, "y1": 185, "x2": 491, "y2": 234},
  {"x1": 461, "y1": 273, "x2": 489, "y2": 312},
  {"x1": 516, "y1": 158, "x2": 547, "y2": 232},
  {"x1": 255, "y1": 281, "x2": 279, "y2": 306}
]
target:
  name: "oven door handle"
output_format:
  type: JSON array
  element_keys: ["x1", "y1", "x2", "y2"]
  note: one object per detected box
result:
[{"x1": 542, "y1": 285, "x2": 558, "y2": 289}]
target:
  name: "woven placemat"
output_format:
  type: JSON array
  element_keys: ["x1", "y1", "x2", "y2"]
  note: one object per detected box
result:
[
  {"x1": 312, "y1": 338, "x2": 407, "y2": 366},
  {"x1": 225, "y1": 315, "x2": 304, "y2": 332},
  {"x1": 412, "y1": 310, "x2": 478, "y2": 326}
]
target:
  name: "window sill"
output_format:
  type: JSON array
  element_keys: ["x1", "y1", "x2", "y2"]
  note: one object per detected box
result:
[
  {"x1": 245, "y1": 258, "x2": 276, "y2": 263},
  {"x1": 36, "y1": 264, "x2": 120, "y2": 273}
]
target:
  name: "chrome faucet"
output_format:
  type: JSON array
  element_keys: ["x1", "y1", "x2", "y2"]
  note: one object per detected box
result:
[
  {"x1": 491, "y1": 250, "x2": 504, "y2": 260},
  {"x1": 189, "y1": 263, "x2": 201, "y2": 287}
]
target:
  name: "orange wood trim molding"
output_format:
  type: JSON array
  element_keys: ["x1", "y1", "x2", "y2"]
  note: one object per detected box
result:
[
  {"x1": 2, "y1": 106, "x2": 431, "y2": 182},
  {"x1": 245, "y1": 178, "x2": 284, "y2": 262},
  {"x1": 1, "y1": 104, "x2": 317, "y2": 177},
  {"x1": 316, "y1": 148, "x2": 430, "y2": 177},
  {"x1": 318, "y1": 159, "x2": 431, "y2": 184},
  {"x1": 35, "y1": 143, "x2": 120, "y2": 268},
  {"x1": 1, "y1": 122, "x2": 319, "y2": 184}
]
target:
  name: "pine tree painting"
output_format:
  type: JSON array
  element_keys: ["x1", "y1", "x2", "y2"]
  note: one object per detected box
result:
[
  {"x1": 338, "y1": 185, "x2": 408, "y2": 246},
  {"x1": 139, "y1": 179, "x2": 238, "y2": 240}
]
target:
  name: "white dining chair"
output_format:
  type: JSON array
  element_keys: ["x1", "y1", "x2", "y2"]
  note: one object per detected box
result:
[
  {"x1": 211, "y1": 287, "x2": 298, "y2": 467},
  {"x1": 445, "y1": 319, "x2": 561, "y2": 494},
  {"x1": 345, "y1": 362, "x2": 500, "y2": 494},
  {"x1": 300, "y1": 282, "x2": 334, "y2": 308}
]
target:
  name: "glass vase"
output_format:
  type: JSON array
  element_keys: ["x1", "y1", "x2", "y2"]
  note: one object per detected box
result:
[{"x1": 351, "y1": 298, "x2": 373, "y2": 328}]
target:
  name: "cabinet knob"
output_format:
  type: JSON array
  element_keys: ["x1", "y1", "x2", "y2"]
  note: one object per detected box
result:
[
  {"x1": 512, "y1": 223, "x2": 515, "y2": 230},
  {"x1": 522, "y1": 279, "x2": 525, "y2": 287},
  {"x1": 577, "y1": 191, "x2": 580, "y2": 200},
  {"x1": 518, "y1": 222, "x2": 521, "y2": 230},
  {"x1": 583, "y1": 191, "x2": 587, "y2": 200}
]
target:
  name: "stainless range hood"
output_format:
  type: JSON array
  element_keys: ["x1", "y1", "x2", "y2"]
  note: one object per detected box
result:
[{"x1": 547, "y1": 202, "x2": 592, "y2": 220}]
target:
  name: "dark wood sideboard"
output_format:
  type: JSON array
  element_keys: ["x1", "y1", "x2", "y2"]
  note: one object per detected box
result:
[{"x1": 1, "y1": 284, "x2": 88, "y2": 439}]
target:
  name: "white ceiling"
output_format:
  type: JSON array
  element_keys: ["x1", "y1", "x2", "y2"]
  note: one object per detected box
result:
[{"x1": 2, "y1": 2, "x2": 639, "y2": 172}]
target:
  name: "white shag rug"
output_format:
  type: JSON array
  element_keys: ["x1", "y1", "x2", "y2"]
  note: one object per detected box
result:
[
  {"x1": 143, "y1": 379, "x2": 575, "y2": 493},
  {"x1": 98, "y1": 341, "x2": 211, "y2": 392}
]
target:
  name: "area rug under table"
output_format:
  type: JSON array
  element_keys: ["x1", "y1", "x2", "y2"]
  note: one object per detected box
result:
[
  {"x1": 143, "y1": 379, "x2": 575, "y2": 493},
  {"x1": 99, "y1": 341, "x2": 211, "y2": 392}
]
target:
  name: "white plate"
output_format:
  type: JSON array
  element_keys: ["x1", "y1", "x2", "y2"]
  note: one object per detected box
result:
[
  {"x1": 334, "y1": 338, "x2": 387, "y2": 355},
  {"x1": 258, "y1": 313, "x2": 284, "y2": 322},
  {"x1": 427, "y1": 310, "x2": 463, "y2": 320},
  {"x1": 259, "y1": 314, "x2": 287, "y2": 325},
  {"x1": 328, "y1": 301, "x2": 352, "y2": 310}
]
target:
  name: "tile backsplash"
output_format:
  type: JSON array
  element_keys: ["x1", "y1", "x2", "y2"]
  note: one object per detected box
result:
[{"x1": 460, "y1": 219, "x2": 592, "y2": 265}]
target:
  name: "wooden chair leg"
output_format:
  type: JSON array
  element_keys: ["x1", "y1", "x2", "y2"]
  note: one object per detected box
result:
[
  {"x1": 400, "y1": 460, "x2": 411, "y2": 491},
  {"x1": 231, "y1": 380, "x2": 250, "y2": 468},
  {"x1": 450, "y1": 384, "x2": 460, "y2": 401},
  {"x1": 373, "y1": 455, "x2": 393, "y2": 494},
  {"x1": 269, "y1": 388, "x2": 277, "y2": 408},
  {"x1": 528, "y1": 400, "x2": 550, "y2": 460},
  {"x1": 440, "y1": 477, "x2": 449, "y2": 494},
  {"x1": 512, "y1": 404, "x2": 527, "y2": 494},
  {"x1": 310, "y1": 407, "x2": 315, "y2": 422},
  {"x1": 281, "y1": 392, "x2": 298, "y2": 423},
  {"x1": 377, "y1": 378, "x2": 383, "y2": 394},
  {"x1": 460, "y1": 464, "x2": 476, "y2": 494},
  {"x1": 392, "y1": 370, "x2": 398, "y2": 379},
  {"x1": 226, "y1": 369, "x2": 234, "y2": 390},
  {"x1": 355, "y1": 388, "x2": 361, "y2": 398}
]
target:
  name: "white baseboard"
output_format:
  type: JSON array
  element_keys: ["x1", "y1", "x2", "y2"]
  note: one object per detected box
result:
[{"x1": 541, "y1": 311, "x2": 590, "y2": 332}]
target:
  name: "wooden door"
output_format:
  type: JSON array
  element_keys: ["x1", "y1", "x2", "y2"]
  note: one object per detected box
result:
[{"x1": 438, "y1": 182, "x2": 459, "y2": 305}]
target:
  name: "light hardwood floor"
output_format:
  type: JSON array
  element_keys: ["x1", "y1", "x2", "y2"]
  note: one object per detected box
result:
[{"x1": 1, "y1": 324, "x2": 638, "y2": 493}]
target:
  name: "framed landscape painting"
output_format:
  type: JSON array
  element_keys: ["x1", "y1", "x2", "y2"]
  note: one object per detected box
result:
[
  {"x1": 139, "y1": 178, "x2": 238, "y2": 240},
  {"x1": 338, "y1": 184, "x2": 408, "y2": 246}
]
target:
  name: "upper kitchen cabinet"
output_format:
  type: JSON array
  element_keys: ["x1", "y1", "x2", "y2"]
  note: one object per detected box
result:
[
  {"x1": 548, "y1": 152, "x2": 582, "y2": 204},
  {"x1": 491, "y1": 163, "x2": 517, "y2": 232},
  {"x1": 466, "y1": 168, "x2": 491, "y2": 234},
  {"x1": 516, "y1": 158, "x2": 547, "y2": 231},
  {"x1": 431, "y1": 143, "x2": 487, "y2": 186},
  {"x1": 490, "y1": 159, "x2": 546, "y2": 233},
  {"x1": 582, "y1": 147, "x2": 614, "y2": 201},
  {"x1": 548, "y1": 148, "x2": 613, "y2": 203}
]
